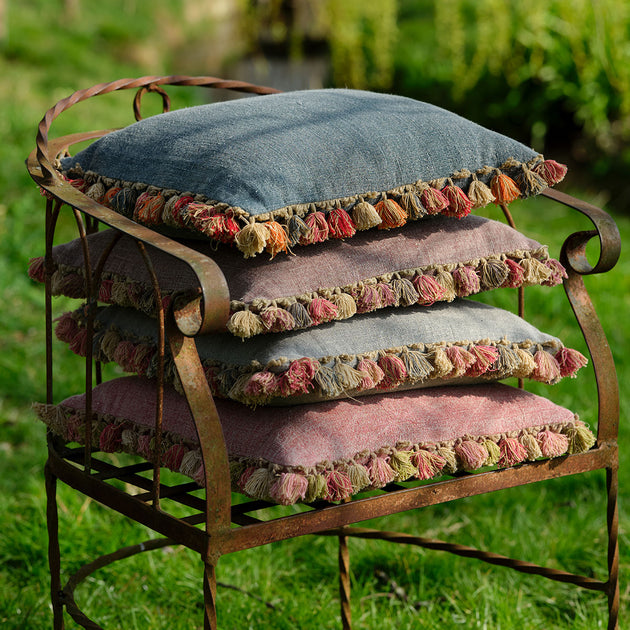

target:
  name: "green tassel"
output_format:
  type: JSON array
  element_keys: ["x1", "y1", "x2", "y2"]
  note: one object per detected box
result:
[
  {"x1": 564, "y1": 424, "x2": 596, "y2": 454},
  {"x1": 305, "y1": 473, "x2": 328, "y2": 503},
  {"x1": 346, "y1": 463, "x2": 372, "y2": 493},
  {"x1": 389, "y1": 450, "x2": 419, "y2": 481},
  {"x1": 333, "y1": 360, "x2": 365, "y2": 391},
  {"x1": 437, "y1": 446, "x2": 458, "y2": 473},
  {"x1": 483, "y1": 440, "x2": 501, "y2": 466},
  {"x1": 243, "y1": 467, "x2": 274, "y2": 499}
]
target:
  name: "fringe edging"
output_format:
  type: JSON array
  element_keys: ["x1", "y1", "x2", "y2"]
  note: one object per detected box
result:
[{"x1": 57, "y1": 156, "x2": 567, "y2": 259}]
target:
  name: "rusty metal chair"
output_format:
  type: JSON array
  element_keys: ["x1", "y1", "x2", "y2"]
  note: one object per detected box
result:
[{"x1": 27, "y1": 76, "x2": 621, "y2": 629}]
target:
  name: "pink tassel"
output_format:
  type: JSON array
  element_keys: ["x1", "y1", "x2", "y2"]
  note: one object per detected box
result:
[
  {"x1": 325, "y1": 470, "x2": 353, "y2": 501},
  {"x1": 554, "y1": 347, "x2": 588, "y2": 378},
  {"x1": 162, "y1": 444, "x2": 187, "y2": 471},
  {"x1": 543, "y1": 259, "x2": 568, "y2": 286},
  {"x1": 453, "y1": 266, "x2": 481, "y2": 297},
  {"x1": 243, "y1": 371, "x2": 279, "y2": 399},
  {"x1": 412, "y1": 450, "x2": 446, "y2": 480},
  {"x1": 99, "y1": 423, "x2": 124, "y2": 453},
  {"x1": 54, "y1": 312, "x2": 79, "y2": 343},
  {"x1": 537, "y1": 430, "x2": 569, "y2": 458},
  {"x1": 270, "y1": 472, "x2": 308, "y2": 505},
  {"x1": 112, "y1": 340, "x2": 137, "y2": 371},
  {"x1": 28, "y1": 257, "x2": 46, "y2": 282},
  {"x1": 367, "y1": 456, "x2": 396, "y2": 487},
  {"x1": 98, "y1": 279, "x2": 114, "y2": 303},
  {"x1": 413, "y1": 274, "x2": 447, "y2": 305},
  {"x1": 301, "y1": 212, "x2": 329, "y2": 244},
  {"x1": 354, "y1": 284, "x2": 381, "y2": 313},
  {"x1": 260, "y1": 306, "x2": 296, "y2": 333},
  {"x1": 356, "y1": 358, "x2": 385, "y2": 390},
  {"x1": 277, "y1": 358, "x2": 319, "y2": 396},
  {"x1": 327, "y1": 208, "x2": 356, "y2": 239},
  {"x1": 130, "y1": 343, "x2": 153, "y2": 374},
  {"x1": 501, "y1": 259, "x2": 526, "y2": 288},
  {"x1": 533, "y1": 159, "x2": 568, "y2": 186},
  {"x1": 531, "y1": 349, "x2": 562, "y2": 383},
  {"x1": 444, "y1": 346, "x2": 476, "y2": 377},
  {"x1": 375, "y1": 282, "x2": 398, "y2": 307},
  {"x1": 68, "y1": 328, "x2": 89, "y2": 357},
  {"x1": 498, "y1": 437, "x2": 527, "y2": 467},
  {"x1": 377, "y1": 354, "x2": 407, "y2": 389},
  {"x1": 441, "y1": 183, "x2": 473, "y2": 218},
  {"x1": 308, "y1": 297, "x2": 338, "y2": 324},
  {"x1": 465, "y1": 345, "x2": 500, "y2": 377},
  {"x1": 455, "y1": 440, "x2": 489, "y2": 471},
  {"x1": 420, "y1": 187, "x2": 449, "y2": 214}
]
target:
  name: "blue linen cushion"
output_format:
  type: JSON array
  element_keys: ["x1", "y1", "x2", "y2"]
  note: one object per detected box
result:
[{"x1": 60, "y1": 89, "x2": 567, "y2": 258}]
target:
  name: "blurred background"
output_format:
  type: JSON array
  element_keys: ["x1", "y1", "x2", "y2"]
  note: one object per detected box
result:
[{"x1": 1, "y1": 1, "x2": 628, "y2": 628}]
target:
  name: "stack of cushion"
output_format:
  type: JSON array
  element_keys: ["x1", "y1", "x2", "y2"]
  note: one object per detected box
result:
[{"x1": 33, "y1": 88, "x2": 594, "y2": 505}]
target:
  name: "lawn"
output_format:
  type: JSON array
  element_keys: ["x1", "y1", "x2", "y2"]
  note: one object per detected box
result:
[{"x1": 1, "y1": 2, "x2": 628, "y2": 629}]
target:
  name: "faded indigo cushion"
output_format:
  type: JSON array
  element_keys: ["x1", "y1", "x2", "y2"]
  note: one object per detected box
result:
[
  {"x1": 30, "y1": 215, "x2": 566, "y2": 339},
  {"x1": 59, "y1": 89, "x2": 567, "y2": 258},
  {"x1": 56, "y1": 300, "x2": 587, "y2": 405},
  {"x1": 35, "y1": 376, "x2": 595, "y2": 505}
]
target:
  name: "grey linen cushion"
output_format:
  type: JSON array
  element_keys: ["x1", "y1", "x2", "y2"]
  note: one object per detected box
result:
[
  {"x1": 59, "y1": 89, "x2": 568, "y2": 258},
  {"x1": 30, "y1": 214, "x2": 566, "y2": 339},
  {"x1": 56, "y1": 300, "x2": 588, "y2": 406}
]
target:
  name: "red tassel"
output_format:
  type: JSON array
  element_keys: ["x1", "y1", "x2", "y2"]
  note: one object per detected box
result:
[
  {"x1": 501, "y1": 259, "x2": 526, "y2": 288},
  {"x1": 420, "y1": 187, "x2": 449, "y2": 214},
  {"x1": 375, "y1": 282, "x2": 397, "y2": 308},
  {"x1": 491, "y1": 172, "x2": 521, "y2": 204},
  {"x1": 441, "y1": 183, "x2": 473, "y2": 218},
  {"x1": 172, "y1": 196, "x2": 194, "y2": 227},
  {"x1": 54, "y1": 312, "x2": 80, "y2": 343},
  {"x1": 301, "y1": 212, "x2": 329, "y2": 244},
  {"x1": 270, "y1": 472, "x2": 308, "y2": 505},
  {"x1": 367, "y1": 456, "x2": 396, "y2": 486},
  {"x1": 533, "y1": 159, "x2": 568, "y2": 186},
  {"x1": 308, "y1": 297, "x2": 338, "y2": 324},
  {"x1": 377, "y1": 354, "x2": 407, "y2": 389},
  {"x1": 28, "y1": 257, "x2": 46, "y2": 283},
  {"x1": 444, "y1": 346, "x2": 476, "y2": 377},
  {"x1": 554, "y1": 347, "x2": 588, "y2": 378},
  {"x1": 243, "y1": 370, "x2": 279, "y2": 399},
  {"x1": 543, "y1": 259, "x2": 568, "y2": 286},
  {"x1": 455, "y1": 440, "x2": 488, "y2": 471},
  {"x1": 98, "y1": 279, "x2": 113, "y2": 303},
  {"x1": 327, "y1": 208, "x2": 356, "y2": 239},
  {"x1": 162, "y1": 444, "x2": 187, "y2": 471}
]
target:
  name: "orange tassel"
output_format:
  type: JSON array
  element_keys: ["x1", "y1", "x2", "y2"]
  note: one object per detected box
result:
[
  {"x1": 265, "y1": 220, "x2": 289, "y2": 258},
  {"x1": 491, "y1": 172, "x2": 521, "y2": 204},
  {"x1": 375, "y1": 198, "x2": 407, "y2": 229}
]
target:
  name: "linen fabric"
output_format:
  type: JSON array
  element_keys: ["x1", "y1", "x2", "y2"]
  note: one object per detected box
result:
[{"x1": 35, "y1": 376, "x2": 595, "y2": 505}]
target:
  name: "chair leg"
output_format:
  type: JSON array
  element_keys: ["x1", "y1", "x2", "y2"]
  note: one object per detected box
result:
[
  {"x1": 607, "y1": 465, "x2": 620, "y2": 630},
  {"x1": 339, "y1": 534, "x2": 352, "y2": 630},
  {"x1": 45, "y1": 462, "x2": 65, "y2": 630},
  {"x1": 203, "y1": 562, "x2": 218, "y2": 630}
]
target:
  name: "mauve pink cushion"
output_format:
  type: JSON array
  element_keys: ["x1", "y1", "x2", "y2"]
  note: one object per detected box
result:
[{"x1": 57, "y1": 376, "x2": 576, "y2": 468}]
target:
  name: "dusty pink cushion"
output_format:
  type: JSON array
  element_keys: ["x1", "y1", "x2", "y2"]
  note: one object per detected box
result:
[
  {"x1": 35, "y1": 376, "x2": 595, "y2": 505},
  {"x1": 29, "y1": 215, "x2": 566, "y2": 339}
]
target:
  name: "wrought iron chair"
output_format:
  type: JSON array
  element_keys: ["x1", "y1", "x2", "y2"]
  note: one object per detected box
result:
[{"x1": 27, "y1": 75, "x2": 621, "y2": 629}]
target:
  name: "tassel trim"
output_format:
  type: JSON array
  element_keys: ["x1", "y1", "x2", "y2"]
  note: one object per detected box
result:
[
  {"x1": 30, "y1": 245, "x2": 567, "y2": 340},
  {"x1": 57, "y1": 310, "x2": 588, "y2": 405},
  {"x1": 61, "y1": 155, "x2": 565, "y2": 259},
  {"x1": 34, "y1": 401, "x2": 594, "y2": 506}
]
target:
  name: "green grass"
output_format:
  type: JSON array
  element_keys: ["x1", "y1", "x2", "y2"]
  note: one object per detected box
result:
[{"x1": 1, "y1": 3, "x2": 629, "y2": 629}]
